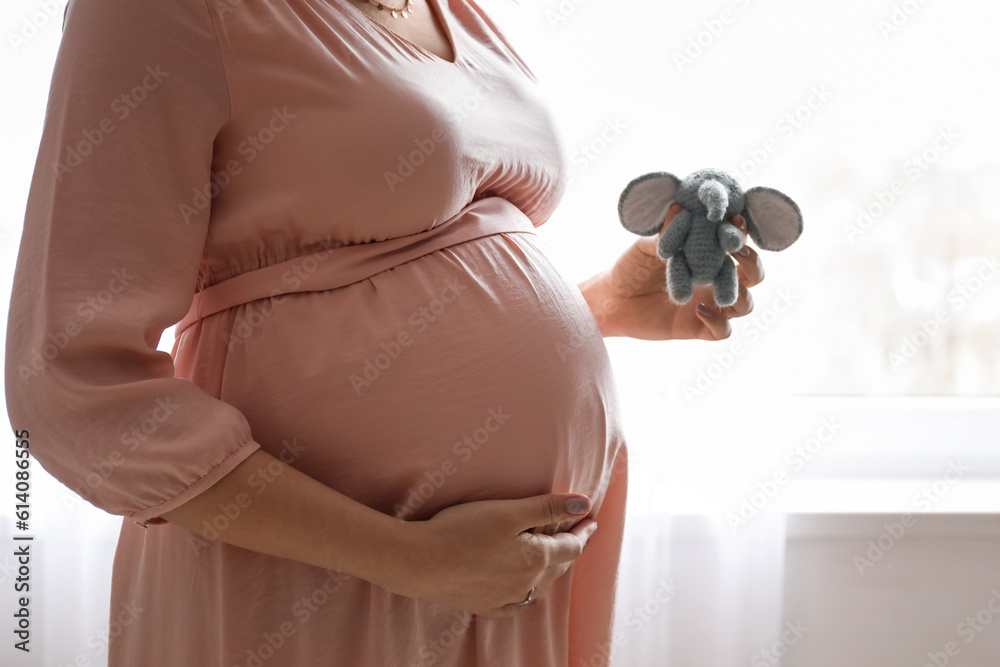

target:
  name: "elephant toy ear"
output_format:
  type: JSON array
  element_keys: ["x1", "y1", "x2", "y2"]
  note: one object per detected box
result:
[
  {"x1": 742, "y1": 186, "x2": 803, "y2": 251},
  {"x1": 617, "y1": 172, "x2": 682, "y2": 236}
]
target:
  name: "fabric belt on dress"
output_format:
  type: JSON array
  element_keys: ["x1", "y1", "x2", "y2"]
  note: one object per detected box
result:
[{"x1": 175, "y1": 196, "x2": 538, "y2": 336}]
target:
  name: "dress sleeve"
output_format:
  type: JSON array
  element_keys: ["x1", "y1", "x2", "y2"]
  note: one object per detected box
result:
[{"x1": 3, "y1": 0, "x2": 261, "y2": 526}]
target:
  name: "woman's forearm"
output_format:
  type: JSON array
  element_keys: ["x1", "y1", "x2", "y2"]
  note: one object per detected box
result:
[{"x1": 160, "y1": 448, "x2": 422, "y2": 595}]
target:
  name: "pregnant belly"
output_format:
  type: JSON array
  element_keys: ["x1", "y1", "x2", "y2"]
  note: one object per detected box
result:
[{"x1": 212, "y1": 230, "x2": 625, "y2": 525}]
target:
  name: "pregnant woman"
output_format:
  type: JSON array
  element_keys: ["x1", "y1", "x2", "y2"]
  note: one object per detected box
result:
[{"x1": 4, "y1": 0, "x2": 763, "y2": 664}]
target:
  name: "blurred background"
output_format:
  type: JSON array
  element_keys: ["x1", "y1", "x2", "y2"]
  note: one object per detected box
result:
[{"x1": 2, "y1": 0, "x2": 999, "y2": 665}]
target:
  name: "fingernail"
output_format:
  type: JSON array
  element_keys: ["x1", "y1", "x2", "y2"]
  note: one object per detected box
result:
[
  {"x1": 696, "y1": 303, "x2": 713, "y2": 317},
  {"x1": 737, "y1": 216, "x2": 747, "y2": 230},
  {"x1": 565, "y1": 497, "x2": 590, "y2": 514},
  {"x1": 737, "y1": 246, "x2": 750, "y2": 256}
]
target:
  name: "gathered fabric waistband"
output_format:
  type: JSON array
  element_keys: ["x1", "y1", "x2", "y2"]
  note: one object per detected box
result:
[{"x1": 175, "y1": 196, "x2": 537, "y2": 336}]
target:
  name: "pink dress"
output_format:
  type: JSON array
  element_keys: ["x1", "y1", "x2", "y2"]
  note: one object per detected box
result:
[{"x1": 4, "y1": 0, "x2": 628, "y2": 664}]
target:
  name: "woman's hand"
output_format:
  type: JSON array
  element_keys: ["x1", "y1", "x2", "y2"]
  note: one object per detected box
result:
[
  {"x1": 579, "y1": 203, "x2": 766, "y2": 341},
  {"x1": 397, "y1": 494, "x2": 598, "y2": 619}
]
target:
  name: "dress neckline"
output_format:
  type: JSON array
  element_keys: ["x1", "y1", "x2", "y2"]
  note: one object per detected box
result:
[{"x1": 335, "y1": 0, "x2": 461, "y2": 65}]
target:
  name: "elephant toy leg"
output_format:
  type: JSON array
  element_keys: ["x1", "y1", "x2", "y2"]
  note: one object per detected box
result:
[
  {"x1": 667, "y1": 254, "x2": 694, "y2": 305},
  {"x1": 713, "y1": 256, "x2": 739, "y2": 307}
]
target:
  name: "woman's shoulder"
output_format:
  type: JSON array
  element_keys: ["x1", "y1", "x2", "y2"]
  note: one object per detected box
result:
[{"x1": 62, "y1": 0, "x2": 221, "y2": 32}]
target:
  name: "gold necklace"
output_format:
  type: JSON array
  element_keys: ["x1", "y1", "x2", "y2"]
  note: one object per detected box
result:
[{"x1": 360, "y1": 0, "x2": 415, "y2": 19}]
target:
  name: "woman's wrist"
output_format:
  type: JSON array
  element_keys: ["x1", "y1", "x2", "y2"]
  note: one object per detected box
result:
[
  {"x1": 577, "y1": 270, "x2": 620, "y2": 338},
  {"x1": 374, "y1": 517, "x2": 439, "y2": 599}
]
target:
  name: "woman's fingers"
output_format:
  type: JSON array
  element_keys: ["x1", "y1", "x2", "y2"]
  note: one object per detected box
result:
[
  {"x1": 732, "y1": 282, "x2": 754, "y2": 317},
  {"x1": 694, "y1": 302, "x2": 733, "y2": 340},
  {"x1": 734, "y1": 244, "x2": 765, "y2": 288},
  {"x1": 478, "y1": 520, "x2": 597, "y2": 618},
  {"x1": 568, "y1": 517, "x2": 598, "y2": 540},
  {"x1": 417, "y1": 494, "x2": 601, "y2": 619},
  {"x1": 509, "y1": 494, "x2": 592, "y2": 535},
  {"x1": 731, "y1": 215, "x2": 765, "y2": 287},
  {"x1": 518, "y1": 519, "x2": 595, "y2": 566},
  {"x1": 518, "y1": 522, "x2": 597, "y2": 592},
  {"x1": 487, "y1": 539, "x2": 584, "y2": 617},
  {"x1": 547, "y1": 519, "x2": 597, "y2": 563}
]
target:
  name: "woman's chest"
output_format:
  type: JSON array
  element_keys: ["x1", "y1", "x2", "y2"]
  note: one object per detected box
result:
[{"x1": 203, "y1": 1, "x2": 567, "y2": 249}]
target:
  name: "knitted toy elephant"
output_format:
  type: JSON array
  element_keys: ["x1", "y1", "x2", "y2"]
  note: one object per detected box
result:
[{"x1": 617, "y1": 168, "x2": 803, "y2": 308}]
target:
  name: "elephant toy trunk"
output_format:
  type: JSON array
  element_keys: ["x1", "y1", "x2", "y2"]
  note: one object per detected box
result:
[{"x1": 697, "y1": 180, "x2": 729, "y2": 222}]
